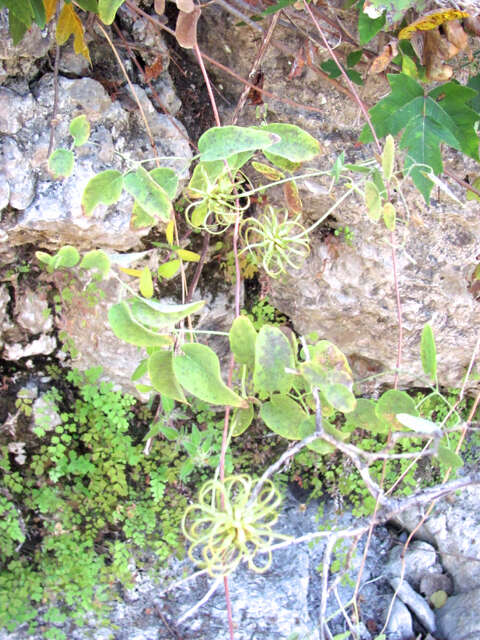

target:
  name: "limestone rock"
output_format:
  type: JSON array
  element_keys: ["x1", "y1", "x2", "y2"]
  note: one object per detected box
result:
[
  {"x1": 15, "y1": 288, "x2": 52, "y2": 334},
  {"x1": 0, "y1": 75, "x2": 192, "y2": 253},
  {"x1": 436, "y1": 587, "x2": 480, "y2": 640}
]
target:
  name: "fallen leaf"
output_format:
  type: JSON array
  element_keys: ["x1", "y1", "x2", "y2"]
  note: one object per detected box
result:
[
  {"x1": 424, "y1": 29, "x2": 455, "y2": 81},
  {"x1": 44, "y1": 0, "x2": 57, "y2": 22},
  {"x1": 464, "y1": 14, "x2": 480, "y2": 36},
  {"x1": 247, "y1": 71, "x2": 264, "y2": 105},
  {"x1": 175, "y1": 6, "x2": 201, "y2": 49},
  {"x1": 284, "y1": 180, "x2": 302, "y2": 214},
  {"x1": 369, "y1": 40, "x2": 398, "y2": 74},
  {"x1": 144, "y1": 55, "x2": 164, "y2": 82},
  {"x1": 288, "y1": 45, "x2": 306, "y2": 80},
  {"x1": 443, "y1": 19, "x2": 469, "y2": 53},
  {"x1": 398, "y1": 9, "x2": 469, "y2": 40}
]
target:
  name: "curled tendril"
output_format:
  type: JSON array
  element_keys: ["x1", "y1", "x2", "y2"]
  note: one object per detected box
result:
[
  {"x1": 181, "y1": 475, "x2": 290, "y2": 577},
  {"x1": 185, "y1": 171, "x2": 252, "y2": 234},
  {"x1": 241, "y1": 206, "x2": 311, "y2": 278}
]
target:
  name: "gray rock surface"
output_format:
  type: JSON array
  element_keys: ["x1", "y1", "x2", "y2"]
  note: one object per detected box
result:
[
  {"x1": 0, "y1": 74, "x2": 191, "y2": 254},
  {"x1": 386, "y1": 597, "x2": 413, "y2": 640},
  {"x1": 435, "y1": 587, "x2": 480, "y2": 640},
  {"x1": 395, "y1": 486, "x2": 480, "y2": 592},
  {"x1": 389, "y1": 577, "x2": 436, "y2": 634},
  {"x1": 386, "y1": 540, "x2": 440, "y2": 590}
]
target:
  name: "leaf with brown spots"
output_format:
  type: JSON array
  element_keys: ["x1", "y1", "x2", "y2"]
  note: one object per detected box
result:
[
  {"x1": 398, "y1": 9, "x2": 469, "y2": 40},
  {"x1": 284, "y1": 180, "x2": 302, "y2": 214}
]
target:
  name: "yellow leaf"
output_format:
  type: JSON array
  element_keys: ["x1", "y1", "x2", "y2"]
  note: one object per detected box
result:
[
  {"x1": 165, "y1": 218, "x2": 175, "y2": 246},
  {"x1": 177, "y1": 249, "x2": 200, "y2": 262},
  {"x1": 56, "y1": 3, "x2": 91, "y2": 64},
  {"x1": 43, "y1": 0, "x2": 58, "y2": 22},
  {"x1": 119, "y1": 267, "x2": 144, "y2": 277},
  {"x1": 399, "y1": 9, "x2": 469, "y2": 40}
]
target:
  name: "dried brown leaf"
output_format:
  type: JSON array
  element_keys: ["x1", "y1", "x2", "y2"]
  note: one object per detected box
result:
[
  {"x1": 464, "y1": 15, "x2": 480, "y2": 36},
  {"x1": 283, "y1": 181, "x2": 302, "y2": 214},
  {"x1": 144, "y1": 55, "x2": 164, "y2": 82},
  {"x1": 175, "y1": 7, "x2": 201, "y2": 49},
  {"x1": 424, "y1": 30, "x2": 454, "y2": 81},
  {"x1": 443, "y1": 19, "x2": 468, "y2": 50},
  {"x1": 369, "y1": 40, "x2": 398, "y2": 74}
]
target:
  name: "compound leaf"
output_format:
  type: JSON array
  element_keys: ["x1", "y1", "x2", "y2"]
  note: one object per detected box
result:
[{"x1": 360, "y1": 74, "x2": 479, "y2": 202}]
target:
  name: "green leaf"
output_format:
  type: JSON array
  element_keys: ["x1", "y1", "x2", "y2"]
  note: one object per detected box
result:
[
  {"x1": 231, "y1": 404, "x2": 254, "y2": 436},
  {"x1": 364, "y1": 181, "x2": 381, "y2": 221},
  {"x1": 30, "y1": 0, "x2": 46, "y2": 27},
  {"x1": 229, "y1": 316, "x2": 257, "y2": 368},
  {"x1": 347, "y1": 50, "x2": 363, "y2": 67},
  {"x1": 259, "y1": 123, "x2": 321, "y2": 162},
  {"x1": 139, "y1": 266, "x2": 153, "y2": 299},
  {"x1": 467, "y1": 73, "x2": 480, "y2": 115},
  {"x1": 148, "y1": 350, "x2": 186, "y2": 403},
  {"x1": 198, "y1": 126, "x2": 278, "y2": 161},
  {"x1": 358, "y1": 5, "x2": 385, "y2": 45},
  {"x1": 79, "y1": 249, "x2": 110, "y2": 277},
  {"x1": 254, "y1": 326, "x2": 295, "y2": 395},
  {"x1": 437, "y1": 444, "x2": 463, "y2": 469},
  {"x1": 82, "y1": 169, "x2": 124, "y2": 216},
  {"x1": 48, "y1": 149, "x2": 74, "y2": 179},
  {"x1": 108, "y1": 301, "x2": 173, "y2": 347},
  {"x1": 9, "y1": 11, "x2": 29, "y2": 45},
  {"x1": 131, "y1": 358, "x2": 148, "y2": 381},
  {"x1": 421, "y1": 323, "x2": 437, "y2": 382},
  {"x1": 259, "y1": 0, "x2": 296, "y2": 15},
  {"x1": 51, "y1": 246, "x2": 80, "y2": 269},
  {"x1": 124, "y1": 166, "x2": 172, "y2": 222},
  {"x1": 298, "y1": 415, "x2": 349, "y2": 455},
  {"x1": 98, "y1": 0, "x2": 124, "y2": 24},
  {"x1": 320, "y1": 383, "x2": 356, "y2": 414},
  {"x1": 2, "y1": 0, "x2": 32, "y2": 27},
  {"x1": 252, "y1": 161, "x2": 284, "y2": 181},
  {"x1": 128, "y1": 298, "x2": 204, "y2": 328},
  {"x1": 158, "y1": 259, "x2": 180, "y2": 279},
  {"x1": 360, "y1": 74, "x2": 479, "y2": 202},
  {"x1": 320, "y1": 60, "x2": 363, "y2": 85},
  {"x1": 466, "y1": 176, "x2": 480, "y2": 202},
  {"x1": 69, "y1": 115, "x2": 90, "y2": 147},
  {"x1": 375, "y1": 390, "x2": 418, "y2": 430},
  {"x1": 75, "y1": 0, "x2": 100, "y2": 12},
  {"x1": 131, "y1": 202, "x2": 155, "y2": 229},
  {"x1": 173, "y1": 343, "x2": 247, "y2": 408},
  {"x1": 36, "y1": 251, "x2": 54, "y2": 269},
  {"x1": 148, "y1": 167, "x2": 178, "y2": 200},
  {"x1": 262, "y1": 151, "x2": 301, "y2": 172},
  {"x1": 344, "y1": 398, "x2": 388, "y2": 435},
  {"x1": 260, "y1": 395, "x2": 307, "y2": 439},
  {"x1": 381, "y1": 134, "x2": 395, "y2": 181}
]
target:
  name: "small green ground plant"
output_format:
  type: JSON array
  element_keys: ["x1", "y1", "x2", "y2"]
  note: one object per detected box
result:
[{"x1": 0, "y1": 368, "x2": 189, "y2": 637}]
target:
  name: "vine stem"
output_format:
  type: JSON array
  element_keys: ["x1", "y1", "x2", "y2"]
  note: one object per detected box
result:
[{"x1": 192, "y1": 27, "x2": 236, "y2": 640}]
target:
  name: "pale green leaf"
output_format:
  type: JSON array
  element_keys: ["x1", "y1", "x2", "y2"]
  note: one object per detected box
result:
[
  {"x1": 396, "y1": 413, "x2": 442, "y2": 438},
  {"x1": 254, "y1": 325, "x2": 295, "y2": 395},
  {"x1": 79, "y1": 249, "x2": 110, "y2": 277},
  {"x1": 48, "y1": 149, "x2": 74, "y2": 179},
  {"x1": 69, "y1": 114, "x2": 90, "y2": 147},
  {"x1": 124, "y1": 166, "x2": 172, "y2": 222},
  {"x1": 259, "y1": 123, "x2": 320, "y2": 163},
  {"x1": 375, "y1": 389, "x2": 418, "y2": 430},
  {"x1": 231, "y1": 404, "x2": 254, "y2": 436},
  {"x1": 148, "y1": 350, "x2": 186, "y2": 403},
  {"x1": 437, "y1": 444, "x2": 463, "y2": 469},
  {"x1": 51, "y1": 245, "x2": 80, "y2": 269},
  {"x1": 158, "y1": 259, "x2": 181, "y2": 279},
  {"x1": 173, "y1": 343, "x2": 247, "y2": 408},
  {"x1": 128, "y1": 298, "x2": 204, "y2": 328},
  {"x1": 421, "y1": 323, "x2": 437, "y2": 381},
  {"x1": 229, "y1": 315, "x2": 257, "y2": 369},
  {"x1": 139, "y1": 266, "x2": 154, "y2": 299},
  {"x1": 198, "y1": 126, "x2": 278, "y2": 161},
  {"x1": 108, "y1": 301, "x2": 173, "y2": 347},
  {"x1": 82, "y1": 170, "x2": 124, "y2": 216},
  {"x1": 382, "y1": 202, "x2": 396, "y2": 230},
  {"x1": 260, "y1": 395, "x2": 307, "y2": 439},
  {"x1": 364, "y1": 181, "x2": 381, "y2": 221},
  {"x1": 98, "y1": 0, "x2": 124, "y2": 24},
  {"x1": 176, "y1": 249, "x2": 200, "y2": 262},
  {"x1": 381, "y1": 134, "x2": 395, "y2": 181}
]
